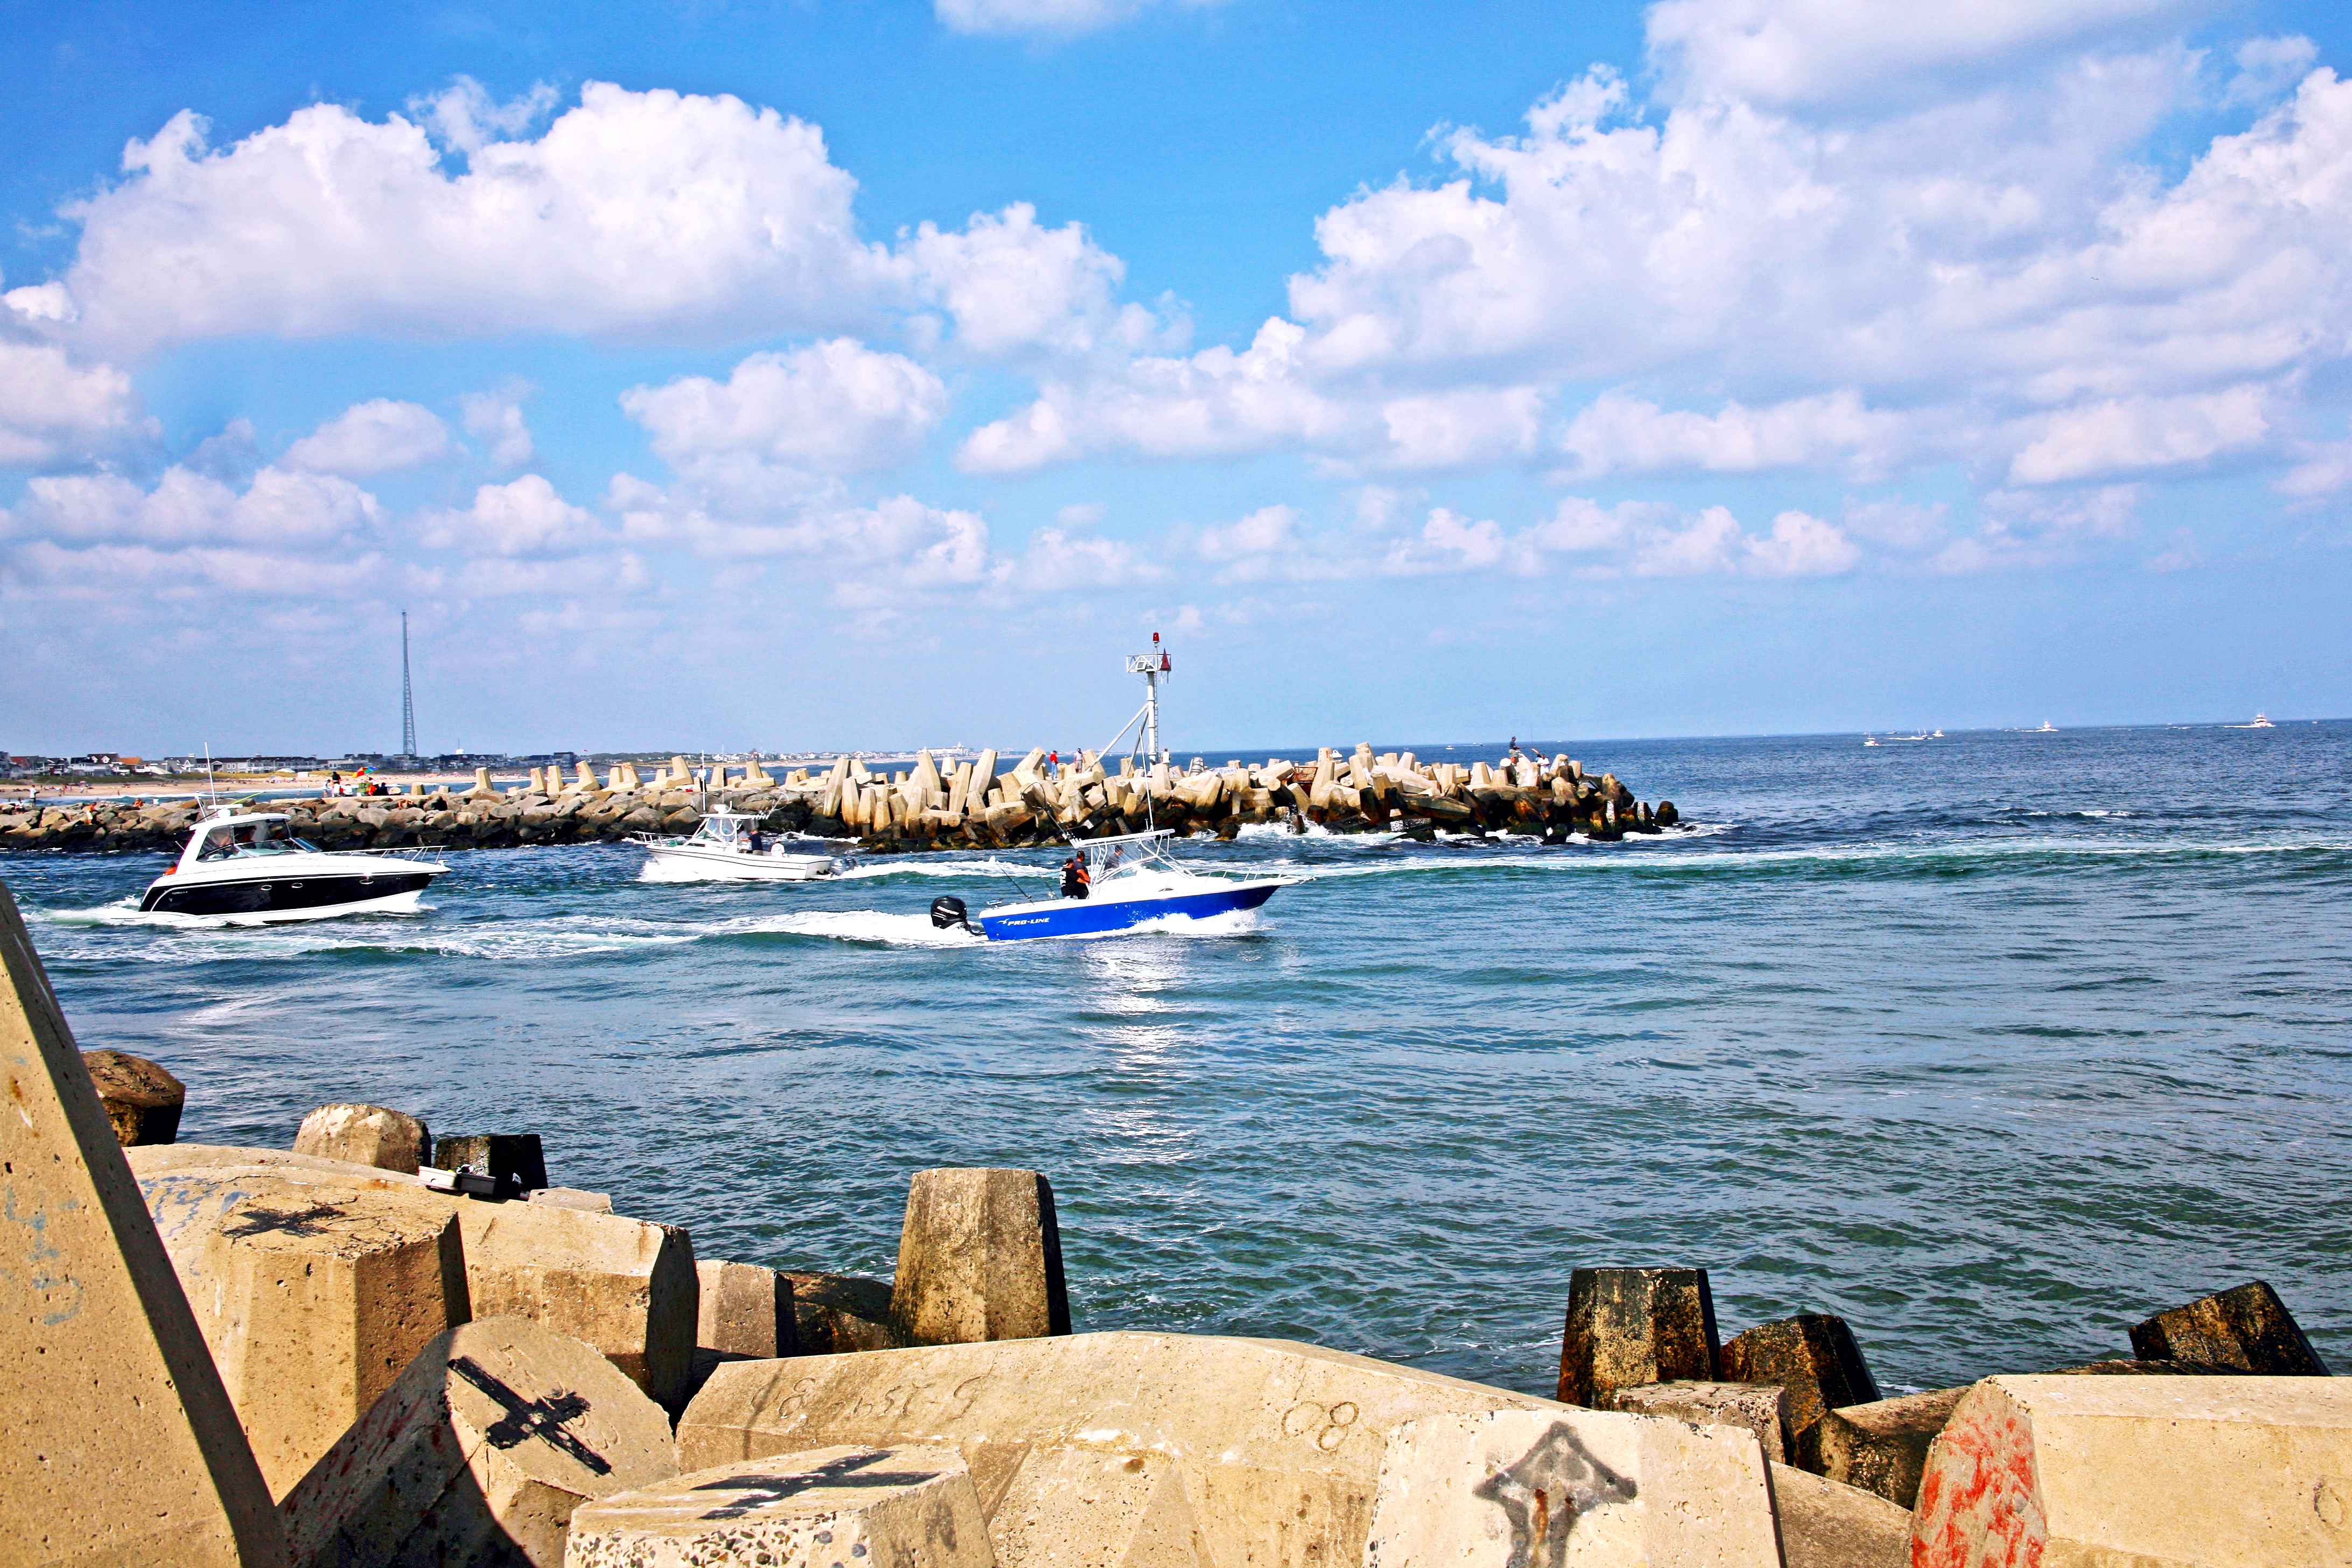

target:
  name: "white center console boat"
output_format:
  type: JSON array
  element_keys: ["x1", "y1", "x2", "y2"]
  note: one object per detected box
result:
[
  {"x1": 139, "y1": 809, "x2": 445, "y2": 922},
  {"x1": 636, "y1": 810, "x2": 845, "y2": 881}
]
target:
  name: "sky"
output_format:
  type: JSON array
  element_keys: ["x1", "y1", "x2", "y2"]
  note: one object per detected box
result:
[{"x1": 4, "y1": 0, "x2": 2351, "y2": 757}]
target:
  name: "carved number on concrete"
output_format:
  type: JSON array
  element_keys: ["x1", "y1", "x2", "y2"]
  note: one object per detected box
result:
[{"x1": 1279, "y1": 1401, "x2": 1360, "y2": 1453}]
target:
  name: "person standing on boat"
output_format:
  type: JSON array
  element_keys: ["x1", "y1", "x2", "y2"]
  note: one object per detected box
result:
[{"x1": 1060, "y1": 852, "x2": 1090, "y2": 900}]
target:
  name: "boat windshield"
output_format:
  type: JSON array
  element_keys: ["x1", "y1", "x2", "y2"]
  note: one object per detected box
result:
[
  {"x1": 1081, "y1": 835, "x2": 1178, "y2": 883},
  {"x1": 193, "y1": 820, "x2": 317, "y2": 859}
]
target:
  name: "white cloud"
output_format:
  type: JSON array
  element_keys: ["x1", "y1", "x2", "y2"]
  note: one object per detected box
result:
[
  {"x1": 1931, "y1": 485, "x2": 2140, "y2": 571},
  {"x1": 461, "y1": 388, "x2": 536, "y2": 468},
  {"x1": 2224, "y1": 37, "x2": 2321, "y2": 108},
  {"x1": 51, "y1": 85, "x2": 1154, "y2": 364},
  {"x1": 611, "y1": 473, "x2": 994, "y2": 588},
  {"x1": 282, "y1": 399, "x2": 451, "y2": 477},
  {"x1": 5, "y1": 283, "x2": 76, "y2": 324},
  {"x1": 1842, "y1": 498, "x2": 1951, "y2": 552},
  {"x1": 2277, "y1": 423, "x2": 2352, "y2": 498},
  {"x1": 934, "y1": 0, "x2": 1220, "y2": 39},
  {"x1": 408, "y1": 76, "x2": 561, "y2": 154},
  {"x1": 5, "y1": 465, "x2": 380, "y2": 546},
  {"x1": 0, "y1": 339, "x2": 148, "y2": 467},
  {"x1": 439, "y1": 552, "x2": 650, "y2": 599},
  {"x1": 59, "y1": 86, "x2": 882, "y2": 352},
  {"x1": 2007, "y1": 386, "x2": 2269, "y2": 484},
  {"x1": 1643, "y1": 0, "x2": 2192, "y2": 109},
  {"x1": 1002, "y1": 527, "x2": 1160, "y2": 592},
  {"x1": 1745, "y1": 509, "x2": 1862, "y2": 576},
  {"x1": 5, "y1": 539, "x2": 389, "y2": 600},
  {"x1": 421, "y1": 475, "x2": 604, "y2": 557},
  {"x1": 622, "y1": 339, "x2": 946, "y2": 474},
  {"x1": 901, "y1": 204, "x2": 1168, "y2": 360},
  {"x1": 1560, "y1": 390, "x2": 1908, "y2": 478}
]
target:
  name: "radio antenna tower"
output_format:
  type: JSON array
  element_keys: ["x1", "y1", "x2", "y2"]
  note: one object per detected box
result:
[{"x1": 400, "y1": 611, "x2": 417, "y2": 758}]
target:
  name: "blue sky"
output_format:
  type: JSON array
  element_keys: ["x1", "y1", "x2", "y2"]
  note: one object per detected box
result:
[{"x1": 4, "y1": 0, "x2": 2350, "y2": 756}]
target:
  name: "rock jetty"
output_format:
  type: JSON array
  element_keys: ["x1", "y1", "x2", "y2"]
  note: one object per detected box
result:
[
  {"x1": 10, "y1": 886, "x2": 2342, "y2": 1568},
  {"x1": 0, "y1": 746, "x2": 1679, "y2": 858}
]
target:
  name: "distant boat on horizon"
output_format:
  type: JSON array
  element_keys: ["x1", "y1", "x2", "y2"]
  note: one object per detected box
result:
[
  {"x1": 2250, "y1": 713, "x2": 2275, "y2": 728},
  {"x1": 2036, "y1": 720, "x2": 2059, "y2": 733}
]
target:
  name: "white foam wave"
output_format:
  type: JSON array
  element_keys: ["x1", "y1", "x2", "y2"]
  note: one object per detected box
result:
[
  {"x1": 834, "y1": 857, "x2": 1043, "y2": 881},
  {"x1": 742, "y1": 910, "x2": 984, "y2": 947}
]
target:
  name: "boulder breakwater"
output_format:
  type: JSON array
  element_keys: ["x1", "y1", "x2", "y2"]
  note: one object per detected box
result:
[{"x1": 0, "y1": 745, "x2": 1680, "y2": 856}]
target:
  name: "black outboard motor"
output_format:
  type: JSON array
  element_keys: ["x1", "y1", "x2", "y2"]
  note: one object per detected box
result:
[{"x1": 930, "y1": 894, "x2": 971, "y2": 931}]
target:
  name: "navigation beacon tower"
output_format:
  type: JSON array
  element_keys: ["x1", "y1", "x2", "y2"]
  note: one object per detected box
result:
[{"x1": 1125, "y1": 632, "x2": 1172, "y2": 765}]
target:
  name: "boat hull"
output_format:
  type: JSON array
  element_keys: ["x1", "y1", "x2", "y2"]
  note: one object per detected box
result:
[
  {"x1": 642, "y1": 844, "x2": 835, "y2": 881},
  {"x1": 977, "y1": 880, "x2": 1279, "y2": 940},
  {"x1": 138, "y1": 870, "x2": 437, "y2": 922}
]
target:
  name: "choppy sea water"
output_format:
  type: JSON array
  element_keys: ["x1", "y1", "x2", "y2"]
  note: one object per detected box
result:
[{"x1": 10, "y1": 722, "x2": 2349, "y2": 1398}]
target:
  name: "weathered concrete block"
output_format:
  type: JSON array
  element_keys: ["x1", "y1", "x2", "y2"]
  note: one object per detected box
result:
[
  {"x1": 0, "y1": 886, "x2": 290, "y2": 1568},
  {"x1": 891, "y1": 1167, "x2": 1070, "y2": 1345},
  {"x1": 281, "y1": 1315, "x2": 678, "y2": 1568},
  {"x1": 1718, "y1": 1313, "x2": 1879, "y2": 1441},
  {"x1": 132, "y1": 1145, "x2": 696, "y2": 1412},
  {"x1": 562, "y1": 1445, "x2": 991, "y2": 1568},
  {"x1": 688, "y1": 1259, "x2": 800, "y2": 1401},
  {"x1": 293, "y1": 1102, "x2": 432, "y2": 1175},
  {"x1": 196, "y1": 1179, "x2": 471, "y2": 1495},
  {"x1": 453, "y1": 1195, "x2": 698, "y2": 1412},
  {"x1": 1556, "y1": 1267, "x2": 1719, "y2": 1408},
  {"x1": 529, "y1": 1187, "x2": 614, "y2": 1213},
  {"x1": 786, "y1": 1270, "x2": 912, "y2": 1354},
  {"x1": 1795, "y1": 1385, "x2": 1968, "y2": 1509},
  {"x1": 435, "y1": 1132, "x2": 550, "y2": 1192},
  {"x1": 81, "y1": 1046, "x2": 186, "y2": 1145},
  {"x1": 2127, "y1": 1278, "x2": 2330, "y2": 1375},
  {"x1": 1912, "y1": 1374, "x2": 2352, "y2": 1566},
  {"x1": 699, "y1": 1259, "x2": 797, "y2": 1360},
  {"x1": 1762, "y1": 1462, "x2": 1908, "y2": 1568},
  {"x1": 679, "y1": 1331, "x2": 1569, "y2": 1568},
  {"x1": 1365, "y1": 1406, "x2": 1780, "y2": 1567},
  {"x1": 1604, "y1": 1380, "x2": 1790, "y2": 1464}
]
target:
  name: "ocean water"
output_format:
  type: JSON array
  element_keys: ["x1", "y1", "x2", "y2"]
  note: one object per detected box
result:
[{"x1": 10, "y1": 722, "x2": 2349, "y2": 1398}]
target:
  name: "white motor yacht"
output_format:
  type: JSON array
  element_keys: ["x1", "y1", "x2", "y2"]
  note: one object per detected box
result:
[
  {"x1": 637, "y1": 810, "x2": 844, "y2": 881},
  {"x1": 140, "y1": 809, "x2": 444, "y2": 921}
]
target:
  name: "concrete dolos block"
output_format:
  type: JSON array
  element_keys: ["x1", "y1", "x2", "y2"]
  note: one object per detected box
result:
[
  {"x1": 0, "y1": 883, "x2": 289, "y2": 1568},
  {"x1": 1366, "y1": 1406, "x2": 1780, "y2": 1567},
  {"x1": 1604, "y1": 1381, "x2": 1791, "y2": 1465},
  {"x1": 197, "y1": 1179, "x2": 472, "y2": 1495},
  {"x1": 1796, "y1": 1386, "x2": 1969, "y2": 1509},
  {"x1": 563, "y1": 1446, "x2": 992, "y2": 1568},
  {"x1": 293, "y1": 1102, "x2": 432, "y2": 1175},
  {"x1": 80, "y1": 1046, "x2": 185, "y2": 1145},
  {"x1": 281, "y1": 1314, "x2": 678, "y2": 1568},
  {"x1": 2127, "y1": 1279, "x2": 2332, "y2": 1375},
  {"x1": 1912, "y1": 1374, "x2": 2352, "y2": 1566},
  {"x1": 891, "y1": 1166, "x2": 1071, "y2": 1345},
  {"x1": 680, "y1": 1331, "x2": 1571, "y2": 1568},
  {"x1": 131, "y1": 1145, "x2": 698, "y2": 1413},
  {"x1": 1718, "y1": 1313, "x2": 1879, "y2": 1441},
  {"x1": 786, "y1": 1270, "x2": 911, "y2": 1354},
  {"x1": 455, "y1": 1196, "x2": 698, "y2": 1412},
  {"x1": 1762, "y1": 1464, "x2": 1909, "y2": 1568},
  {"x1": 1556, "y1": 1268, "x2": 1720, "y2": 1408}
]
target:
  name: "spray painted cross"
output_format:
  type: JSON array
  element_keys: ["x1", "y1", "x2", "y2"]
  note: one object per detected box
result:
[
  {"x1": 687, "y1": 1450, "x2": 944, "y2": 1521},
  {"x1": 448, "y1": 1356, "x2": 612, "y2": 1475}
]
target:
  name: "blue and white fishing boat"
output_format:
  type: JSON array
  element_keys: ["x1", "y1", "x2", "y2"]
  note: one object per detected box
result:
[{"x1": 930, "y1": 829, "x2": 1288, "y2": 941}]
